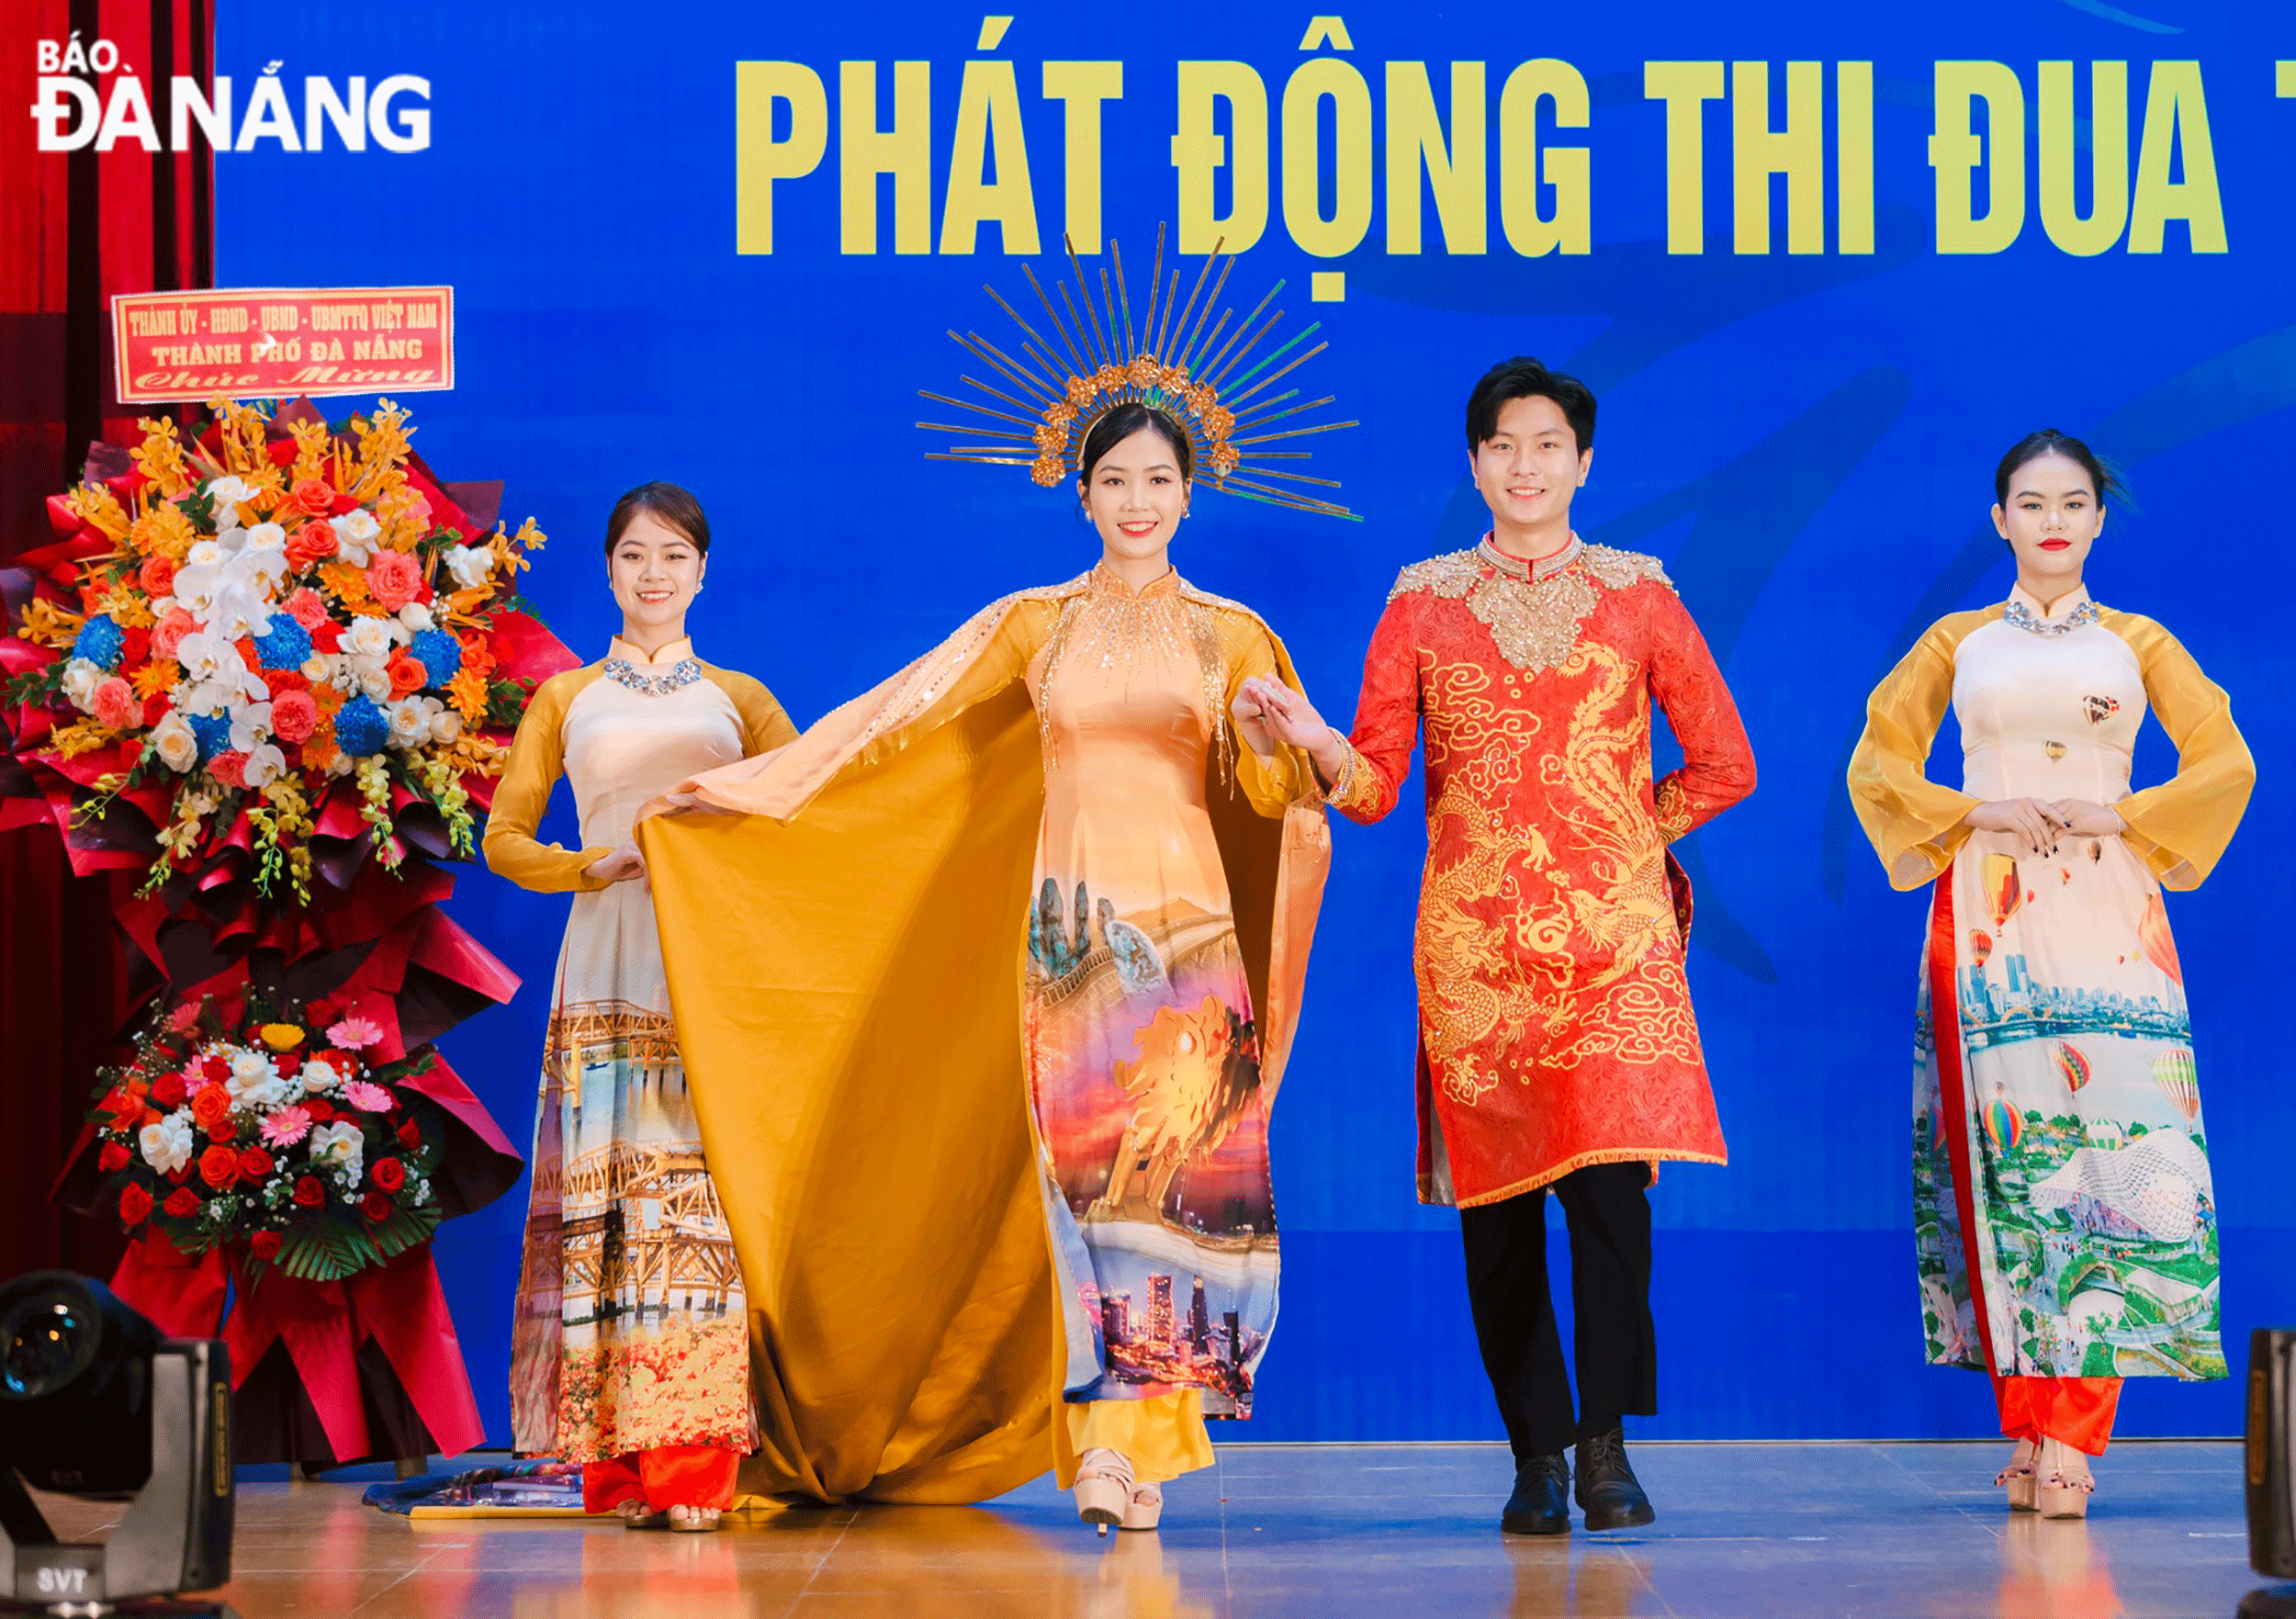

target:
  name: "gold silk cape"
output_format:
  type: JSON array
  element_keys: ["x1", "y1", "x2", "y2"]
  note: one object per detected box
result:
[{"x1": 635, "y1": 574, "x2": 1329, "y2": 1504}]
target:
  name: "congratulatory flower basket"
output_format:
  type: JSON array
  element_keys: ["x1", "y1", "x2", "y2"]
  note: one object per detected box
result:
[{"x1": 1, "y1": 397, "x2": 572, "y2": 1467}]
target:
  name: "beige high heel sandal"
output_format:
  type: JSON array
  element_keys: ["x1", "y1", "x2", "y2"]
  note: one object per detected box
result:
[
  {"x1": 1074, "y1": 1447, "x2": 1134, "y2": 1535},
  {"x1": 1120, "y1": 1480, "x2": 1164, "y2": 1532},
  {"x1": 1995, "y1": 1438, "x2": 2039, "y2": 1512},
  {"x1": 2037, "y1": 1439, "x2": 2096, "y2": 1520}
]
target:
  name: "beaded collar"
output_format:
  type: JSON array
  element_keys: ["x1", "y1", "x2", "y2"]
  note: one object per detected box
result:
[
  {"x1": 602, "y1": 639, "x2": 704, "y2": 695},
  {"x1": 2003, "y1": 594, "x2": 2102, "y2": 637},
  {"x1": 1480, "y1": 534, "x2": 1583, "y2": 581}
]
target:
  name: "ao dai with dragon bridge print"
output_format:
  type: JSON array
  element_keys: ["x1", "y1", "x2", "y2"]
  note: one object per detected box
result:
[
  {"x1": 1916, "y1": 599, "x2": 2225, "y2": 1383},
  {"x1": 1025, "y1": 569, "x2": 1280, "y2": 1416}
]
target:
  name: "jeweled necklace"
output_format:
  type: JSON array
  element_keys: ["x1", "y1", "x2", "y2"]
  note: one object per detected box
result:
[
  {"x1": 2003, "y1": 596, "x2": 2101, "y2": 637},
  {"x1": 603, "y1": 656, "x2": 703, "y2": 695}
]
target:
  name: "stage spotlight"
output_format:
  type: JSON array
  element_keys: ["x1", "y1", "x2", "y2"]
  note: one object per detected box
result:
[{"x1": 0, "y1": 1270, "x2": 232, "y2": 1613}]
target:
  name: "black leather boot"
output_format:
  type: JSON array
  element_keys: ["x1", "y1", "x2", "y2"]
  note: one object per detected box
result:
[
  {"x1": 1500, "y1": 1454, "x2": 1570, "y2": 1535},
  {"x1": 1573, "y1": 1427, "x2": 1655, "y2": 1530}
]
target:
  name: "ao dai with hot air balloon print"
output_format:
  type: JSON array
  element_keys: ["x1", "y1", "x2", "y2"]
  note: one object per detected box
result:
[{"x1": 1851, "y1": 586, "x2": 2254, "y2": 1384}]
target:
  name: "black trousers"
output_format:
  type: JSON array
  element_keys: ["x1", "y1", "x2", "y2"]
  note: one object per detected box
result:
[{"x1": 1458, "y1": 1160, "x2": 1656, "y2": 1462}]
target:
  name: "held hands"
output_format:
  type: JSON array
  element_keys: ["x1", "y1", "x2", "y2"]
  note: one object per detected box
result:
[
  {"x1": 1232, "y1": 675, "x2": 1352, "y2": 783},
  {"x1": 585, "y1": 839, "x2": 647, "y2": 885},
  {"x1": 1964, "y1": 798, "x2": 2123, "y2": 856}
]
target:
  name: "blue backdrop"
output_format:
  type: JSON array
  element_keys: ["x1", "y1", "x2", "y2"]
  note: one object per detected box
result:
[{"x1": 214, "y1": 0, "x2": 2292, "y2": 1445}]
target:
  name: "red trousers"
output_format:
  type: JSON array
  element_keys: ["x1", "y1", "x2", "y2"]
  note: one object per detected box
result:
[
  {"x1": 580, "y1": 1445, "x2": 741, "y2": 1512},
  {"x1": 1993, "y1": 1375, "x2": 2121, "y2": 1457}
]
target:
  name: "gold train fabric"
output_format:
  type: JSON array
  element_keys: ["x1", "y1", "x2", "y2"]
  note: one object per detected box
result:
[{"x1": 636, "y1": 569, "x2": 1329, "y2": 1503}]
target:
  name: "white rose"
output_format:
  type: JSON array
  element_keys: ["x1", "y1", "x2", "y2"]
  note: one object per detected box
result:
[
  {"x1": 298, "y1": 1059, "x2": 338, "y2": 1095},
  {"x1": 243, "y1": 522, "x2": 286, "y2": 553},
  {"x1": 61, "y1": 658, "x2": 104, "y2": 711},
  {"x1": 429, "y1": 706, "x2": 463, "y2": 745},
  {"x1": 151, "y1": 711, "x2": 199, "y2": 773},
  {"x1": 310, "y1": 1120, "x2": 365, "y2": 1184},
  {"x1": 328, "y1": 752, "x2": 355, "y2": 777},
  {"x1": 388, "y1": 696, "x2": 434, "y2": 748},
  {"x1": 397, "y1": 602, "x2": 434, "y2": 634},
  {"x1": 227, "y1": 1049, "x2": 270, "y2": 1085},
  {"x1": 343, "y1": 617, "x2": 399, "y2": 660},
  {"x1": 358, "y1": 665, "x2": 395, "y2": 703},
  {"x1": 140, "y1": 1111, "x2": 195, "y2": 1175},
  {"x1": 186, "y1": 539, "x2": 227, "y2": 568},
  {"x1": 443, "y1": 545, "x2": 494, "y2": 590},
  {"x1": 334, "y1": 509, "x2": 381, "y2": 546},
  {"x1": 242, "y1": 743, "x2": 288, "y2": 788},
  {"x1": 300, "y1": 654, "x2": 332, "y2": 683},
  {"x1": 205, "y1": 474, "x2": 254, "y2": 511}
]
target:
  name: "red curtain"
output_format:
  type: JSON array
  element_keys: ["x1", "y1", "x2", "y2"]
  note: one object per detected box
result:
[{"x1": 0, "y1": 0, "x2": 214, "y2": 1283}]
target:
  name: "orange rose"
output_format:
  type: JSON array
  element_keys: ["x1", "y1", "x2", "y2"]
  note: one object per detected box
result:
[
  {"x1": 139, "y1": 556, "x2": 179, "y2": 597},
  {"x1": 189, "y1": 1085, "x2": 232, "y2": 1130},
  {"x1": 197, "y1": 1143, "x2": 241, "y2": 1190},
  {"x1": 286, "y1": 519, "x2": 338, "y2": 570},
  {"x1": 366, "y1": 549, "x2": 424, "y2": 613},
  {"x1": 386, "y1": 648, "x2": 425, "y2": 695},
  {"x1": 292, "y1": 477, "x2": 335, "y2": 517}
]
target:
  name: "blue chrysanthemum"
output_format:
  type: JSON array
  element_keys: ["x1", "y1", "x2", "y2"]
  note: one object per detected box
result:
[
  {"x1": 409, "y1": 628, "x2": 461, "y2": 689},
  {"x1": 253, "y1": 616, "x2": 313, "y2": 670},
  {"x1": 334, "y1": 693, "x2": 390, "y2": 758},
  {"x1": 186, "y1": 712, "x2": 231, "y2": 762},
  {"x1": 72, "y1": 614, "x2": 126, "y2": 669}
]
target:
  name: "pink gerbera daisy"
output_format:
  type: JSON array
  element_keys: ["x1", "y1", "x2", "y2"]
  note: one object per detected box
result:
[
  {"x1": 342, "y1": 1079, "x2": 395, "y2": 1113},
  {"x1": 260, "y1": 1106, "x2": 313, "y2": 1148},
  {"x1": 326, "y1": 1016, "x2": 385, "y2": 1051}
]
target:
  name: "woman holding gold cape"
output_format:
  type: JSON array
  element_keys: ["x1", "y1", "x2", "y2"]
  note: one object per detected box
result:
[{"x1": 636, "y1": 246, "x2": 1351, "y2": 1530}]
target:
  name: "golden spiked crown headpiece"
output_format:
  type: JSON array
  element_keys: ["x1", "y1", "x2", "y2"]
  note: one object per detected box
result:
[{"x1": 920, "y1": 227, "x2": 1356, "y2": 519}]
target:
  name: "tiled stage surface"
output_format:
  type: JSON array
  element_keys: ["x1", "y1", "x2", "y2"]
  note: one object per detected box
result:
[{"x1": 37, "y1": 1441, "x2": 2292, "y2": 1616}]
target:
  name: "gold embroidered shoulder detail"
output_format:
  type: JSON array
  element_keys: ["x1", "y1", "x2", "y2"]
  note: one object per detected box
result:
[
  {"x1": 1581, "y1": 545, "x2": 1674, "y2": 593},
  {"x1": 1389, "y1": 549, "x2": 1482, "y2": 602}
]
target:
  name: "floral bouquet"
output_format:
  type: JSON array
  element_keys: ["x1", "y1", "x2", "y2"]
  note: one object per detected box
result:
[
  {"x1": 0, "y1": 396, "x2": 557, "y2": 904},
  {"x1": 92, "y1": 990, "x2": 448, "y2": 1284}
]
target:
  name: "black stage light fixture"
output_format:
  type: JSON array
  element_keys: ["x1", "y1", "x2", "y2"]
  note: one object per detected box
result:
[
  {"x1": 0, "y1": 1270, "x2": 234, "y2": 1616},
  {"x1": 2245, "y1": 1327, "x2": 2296, "y2": 1618}
]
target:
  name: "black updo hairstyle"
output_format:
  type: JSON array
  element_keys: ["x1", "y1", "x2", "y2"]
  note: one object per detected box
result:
[
  {"x1": 603, "y1": 480, "x2": 711, "y2": 557},
  {"x1": 1993, "y1": 430, "x2": 2128, "y2": 508},
  {"x1": 1466, "y1": 356, "x2": 1597, "y2": 455},
  {"x1": 1076, "y1": 403, "x2": 1194, "y2": 490}
]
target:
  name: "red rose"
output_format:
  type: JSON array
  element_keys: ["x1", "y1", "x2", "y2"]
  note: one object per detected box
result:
[
  {"x1": 310, "y1": 617, "x2": 343, "y2": 654},
  {"x1": 199, "y1": 1053, "x2": 230, "y2": 1084},
  {"x1": 119, "y1": 625, "x2": 152, "y2": 667},
  {"x1": 163, "y1": 1186, "x2": 200, "y2": 1218},
  {"x1": 395, "y1": 1118, "x2": 422, "y2": 1150},
  {"x1": 292, "y1": 477, "x2": 334, "y2": 516},
  {"x1": 360, "y1": 1190, "x2": 393, "y2": 1221},
  {"x1": 197, "y1": 1144, "x2": 240, "y2": 1190},
  {"x1": 303, "y1": 1097, "x2": 335, "y2": 1122},
  {"x1": 206, "y1": 1122, "x2": 235, "y2": 1144},
  {"x1": 148, "y1": 1070, "x2": 187, "y2": 1108},
  {"x1": 98, "y1": 1141, "x2": 131, "y2": 1173},
  {"x1": 370, "y1": 1157, "x2": 406, "y2": 1193},
  {"x1": 331, "y1": 491, "x2": 359, "y2": 516},
  {"x1": 139, "y1": 556, "x2": 178, "y2": 597},
  {"x1": 292, "y1": 1175, "x2": 325, "y2": 1208},
  {"x1": 266, "y1": 439, "x2": 298, "y2": 467},
  {"x1": 238, "y1": 1145, "x2": 275, "y2": 1180},
  {"x1": 248, "y1": 1231, "x2": 282, "y2": 1261},
  {"x1": 307, "y1": 996, "x2": 340, "y2": 1026},
  {"x1": 142, "y1": 692, "x2": 172, "y2": 728},
  {"x1": 118, "y1": 1183, "x2": 152, "y2": 1225}
]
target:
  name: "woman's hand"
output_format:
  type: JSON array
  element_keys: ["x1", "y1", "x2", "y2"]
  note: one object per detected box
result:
[
  {"x1": 1230, "y1": 678, "x2": 1282, "y2": 759},
  {"x1": 585, "y1": 839, "x2": 647, "y2": 884},
  {"x1": 1234, "y1": 676, "x2": 1351, "y2": 785},
  {"x1": 2045, "y1": 799, "x2": 2125, "y2": 838},
  {"x1": 1964, "y1": 798, "x2": 2069, "y2": 856}
]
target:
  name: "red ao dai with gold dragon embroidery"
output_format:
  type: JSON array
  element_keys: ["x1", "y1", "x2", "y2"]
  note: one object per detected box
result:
[{"x1": 1329, "y1": 540, "x2": 1756, "y2": 1207}]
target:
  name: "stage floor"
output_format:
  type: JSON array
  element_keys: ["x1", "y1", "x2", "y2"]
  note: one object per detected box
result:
[{"x1": 41, "y1": 1441, "x2": 2279, "y2": 1616}]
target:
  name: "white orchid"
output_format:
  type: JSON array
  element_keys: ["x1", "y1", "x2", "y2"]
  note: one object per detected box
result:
[
  {"x1": 140, "y1": 1112, "x2": 194, "y2": 1175},
  {"x1": 309, "y1": 1120, "x2": 365, "y2": 1185},
  {"x1": 443, "y1": 544, "x2": 494, "y2": 590},
  {"x1": 227, "y1": 701, "x2": 275, "y2": 753},
  {"x1": 242, "y1": 743, "x2": 288, "y2": 788}
]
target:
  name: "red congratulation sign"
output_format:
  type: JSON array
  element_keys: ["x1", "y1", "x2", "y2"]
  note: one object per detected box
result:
[{"x1": 111, "y1": 287, "x2": 456, "y2": 404}]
